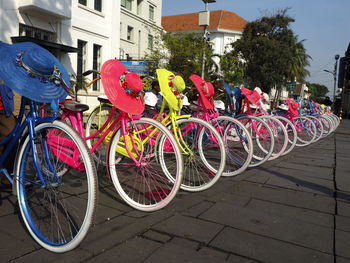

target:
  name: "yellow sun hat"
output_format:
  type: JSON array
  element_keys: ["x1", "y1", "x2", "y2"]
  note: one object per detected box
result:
[{"x1": 156, "y1": 69, "x2": 186, "y2": 111}]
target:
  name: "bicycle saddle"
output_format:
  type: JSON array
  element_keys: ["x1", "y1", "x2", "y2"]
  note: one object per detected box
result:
[{"x1": 63, "y1": 100, "x2": 89, "y2": 112}]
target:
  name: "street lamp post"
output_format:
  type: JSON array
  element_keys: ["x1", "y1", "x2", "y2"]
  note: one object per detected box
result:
[
  {"x1": 324, "y1": 54, "x2": 340, "y2": 109},
  {"x1": 200, "y1": 0, "x2": 216, "y2": 79}
]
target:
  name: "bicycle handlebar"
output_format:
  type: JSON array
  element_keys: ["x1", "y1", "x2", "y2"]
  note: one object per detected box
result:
[{"x1": 82, "y1": 70, "x2": 100, "y2": 76}]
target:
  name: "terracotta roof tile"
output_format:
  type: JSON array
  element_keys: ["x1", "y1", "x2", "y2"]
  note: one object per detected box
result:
[{"x1": 162, "y1": 10, "x2": 247, "y2": 32}]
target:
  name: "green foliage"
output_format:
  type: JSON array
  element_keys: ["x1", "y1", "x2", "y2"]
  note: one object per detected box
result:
[
  {"x1": 140, "y1": 75, "x2": 153, "y2": 91},
  {"x1": 220, "y1": 52, "x2": 245, "y2": 86},
  {"x1": 306, "y1": 82, "x2": 329, "y2": 102},
  {"x1": 144, "y1": 34, "x2": 167, "y2": 76},
  {"x1": 70, "y1": 73, "x2": 88, "y2": 96},
  {"x1": 144, "y1": 31, "x2": 219, "y2": 100},
  {"x1": 228, "y1": 8, "x2": 310, "y2": 94},
  {"x1": 163, "y1": 32, "x2": 205, "y2": 83}
]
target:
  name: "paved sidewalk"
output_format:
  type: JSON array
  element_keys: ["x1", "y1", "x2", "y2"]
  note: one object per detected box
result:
[{"x1": 1, "y1": 120, "x2": 350, "y2": 263}]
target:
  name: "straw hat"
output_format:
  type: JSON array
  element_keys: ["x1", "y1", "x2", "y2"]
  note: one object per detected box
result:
[
  {"x1": 0, "y1": 41, "x2": 71, "y2": 103},
  {"x1": 286, "y1": 98, "x2": 299, "y2": 116},
  {"x1": 156, "y1": 69, "x2": 186, "y2": 111},
  {"x1": 190, "y1": 74, "x2": 214, "y2": 110},
  {"x1": 101, "y1": 59, "x2": 144, "y2": 115},
  {"x1": 241, "y1": 87, "x2": 262, "y2": 109}
]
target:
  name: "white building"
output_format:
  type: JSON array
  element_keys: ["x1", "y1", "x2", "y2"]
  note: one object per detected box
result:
[
  {"x1": 162, "y1": 10, "x2": 247, "y2": 62},
  {"x1": 120, "y1": 0, "x2": 162, "y2": 61},
  {"x1": 0, "y1": 0, "x2": 162, "y2": 110}
]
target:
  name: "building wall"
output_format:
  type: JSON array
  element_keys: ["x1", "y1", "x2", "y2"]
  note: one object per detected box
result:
[
  {"x1": 0, "y1": 0, "x2": 122, "y2": 111},
  {"x1": 0, "y1": 1, "x2": 20, "y2": 43},
  {"x1": 209, "y1": 30, "x2": 242, "y2": 56},
  {"x1": 120, "y1": 0, "x2": 162, "y2": 61},
  {"x1": 70, "y1": 0, "x2": 121, "y2": 108}
]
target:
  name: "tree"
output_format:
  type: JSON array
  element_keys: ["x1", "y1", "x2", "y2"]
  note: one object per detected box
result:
[
  {"x1": 70, "y1": 73, "x2": 89, "y2": 101},
  {"x1": 220, "y1": 51, "x2": 245, "y2": 86},
  {"x1": 144, "y1": 31, "x2": 218, "y2": 100},
  {"x1": 287, "y1": 38, "x2": 311, "y2": 83},
  {"x1": 228, "y1": 8, "x2": 310, "y2": 97},
  {"x1": 144, "y1": 33, "x2": 167, "y2": 76},
  {"x1": 306, "y1": 82, "x2": 329, "y2": 103}
]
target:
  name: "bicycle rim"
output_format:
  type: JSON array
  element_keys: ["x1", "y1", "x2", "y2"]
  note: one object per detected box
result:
[
  {"x1": 213, "y1": 116, "x2": 253, "y2": 176},
  {"x1": 237, "y1": 115, "x2": 274, "y2": 167},
  {"x1": 173, "y1": 117, "x2": 226, "y2": 191},
  {"x1": 108, "y1": 117, "x2": 183, "y2": 211},
  {"x1": 16, "y1": 121, "x2": 98, "y2": 253}
]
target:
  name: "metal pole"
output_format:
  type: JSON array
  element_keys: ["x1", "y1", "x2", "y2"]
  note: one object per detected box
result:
[
  {"x1": 333, "y1": 54, "x2": 340, "y2": 109},
  {"x1": 201, "y1": 2, "x2": 208, "y2": 79}
]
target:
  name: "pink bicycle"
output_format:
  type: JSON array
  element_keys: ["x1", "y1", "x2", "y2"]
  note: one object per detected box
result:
[
  {"x1": 185, "y1": 75, "x2": 254, "y2": 176},
  {"x1": 42, "y1": 60, "x2": 184, "y2": 212}
]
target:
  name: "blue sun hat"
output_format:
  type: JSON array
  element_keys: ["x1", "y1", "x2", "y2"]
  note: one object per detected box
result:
[{"x1": 0, "y1": 41, "x2": 72, "y2": 105}]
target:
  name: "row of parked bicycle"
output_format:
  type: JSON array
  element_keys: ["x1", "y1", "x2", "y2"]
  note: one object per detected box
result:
[
  {"x1": 46, "y1": 59, "x2": 339, "y2": 252},
  {"x1": 0, "y1": 41, "x2": 340, "y2": 253}
]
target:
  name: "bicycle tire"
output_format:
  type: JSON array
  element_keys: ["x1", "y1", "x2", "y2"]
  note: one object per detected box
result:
[
  {"x1": 171, "y1": 117, "x2": 226, "y2": 191},
  {"x1": 108, "y1": 117, "x2": 183, "y2": 211},
  {"x1": 273, "y1": 115, "x2": 297, "y2": 156},
  {"x1": 85, "y1": 103, "x2": 116, "y2": 167},
  {"x1": 307, "y1": 116, "x2": 323, "y2": 142},
  {"x1": 258, "y1": 115, "x2": 288, "y2": 161},
  {"x1": 212, "y1": 115, "x2": 253, "y2": 177},
  {"x1": 236, "y1": 115, "x2": 274, "y2": 167},
  {"x1": 16, "y1": 120, "x2": 98, "y2": 253},
  {"x1": 319, "y1": 115, "x2": 334, "y2": 135},
  {"x1": 294, "y1": 116, "x2": 317, "y2": 146}
]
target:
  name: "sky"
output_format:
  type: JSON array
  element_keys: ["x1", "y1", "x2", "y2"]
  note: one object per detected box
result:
[{"x1": 162, "y1": 0, "x2": 350, "y2": 97}]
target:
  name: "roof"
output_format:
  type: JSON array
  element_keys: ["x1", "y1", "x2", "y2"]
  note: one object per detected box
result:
[{"x1": 162, "y1": 10, "x2": 248, "y2": 32}]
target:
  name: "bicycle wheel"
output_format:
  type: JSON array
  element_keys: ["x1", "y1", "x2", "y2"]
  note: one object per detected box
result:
[
  {"x1": 273, "y1": 115, "x2": 297, "y2": 156},
  {"x1": 16, "y1": 121, "x2": 98, "y2": 253},
  {"x1": 237, "y1": 115, "x2": 274, "y2": 167},
  {"x1": 307, "y1": 116, "x2": 323, "y2": 142},
  {"x1": 211, "y1": 115, "x2": 253, "y2": 177},
  {"x1": 85, "y1": 103, "x2": 116, "y2": 167},
  {"x1": 294, "y1": 116, "x2": 317, "y2": 146},
  {"x1": 172, "y1": 117, "x2": 226, "y2": 191},
  {"x1": 108, "y1": 117, "x2": 183, "y2": 211},
  {"x1": 258, "y1": 115, "x2": 288, "y2": 161},
  {"x1": 318, "y1": 115, "x2": 332, "y2": 136}
]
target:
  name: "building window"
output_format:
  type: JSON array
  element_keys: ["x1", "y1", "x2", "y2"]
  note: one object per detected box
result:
[
  {"x1": 93, "y1": 44, "x2": 101, "y2": 91},
  {"x1": 127, "y1": 26, "x2": 134, "y2": 41},
  {"x1": 78, "y1": 0, "x2": 87, "y2": 5},
  {"x1": 149, "y1": 5, "x2": 154, "y2": 20},
  {"x1": 77, "y1": 40, "x2": 87, "y2": 76},
  {"x1": 121, "y1": 0, "x2": 132, "y2": 11},
  {"x1": 148, "y1": 34, "x2": 153, "y2": 49},
  {"x1": 137, "y1": 0, "x2": 142, "y2": 15},
  {"x1": 94, "y1": 0, "x2": 102, "y2": 11}
]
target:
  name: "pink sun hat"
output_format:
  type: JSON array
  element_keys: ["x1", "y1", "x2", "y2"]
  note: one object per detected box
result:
[
  {"x1": 241, "y1": 87, "x2": 263, "y2": 109},
  {"x1": 190, "y1": 74, "x2": 214, "y2": 110},
  {"x1": 101, "y1": 59, "x2": 144, "y2": 115},
  {"x1": 286, "y1": 97, "x2": 299, "y2": 116}
]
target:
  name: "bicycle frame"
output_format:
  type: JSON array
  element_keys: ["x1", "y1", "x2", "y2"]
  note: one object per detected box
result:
[
  {"x1": 0, "y1": 97, "x2": 57, "y2": 185},
  {"x1": 60, "y1": 101, "x2": 162, "y2": 166},
  {"x1": 151, "y1": 98, "x2": 206, "y2": 156}
]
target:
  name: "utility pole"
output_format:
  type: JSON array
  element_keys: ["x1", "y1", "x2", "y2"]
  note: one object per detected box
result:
[{"x1": 199, "y1": 0, "x2": 216, "y2": 79}]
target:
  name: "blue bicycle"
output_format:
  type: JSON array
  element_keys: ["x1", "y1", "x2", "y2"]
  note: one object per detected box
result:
[{"x1": 0, "y1": 97, "x2": 98, "y2": 252}]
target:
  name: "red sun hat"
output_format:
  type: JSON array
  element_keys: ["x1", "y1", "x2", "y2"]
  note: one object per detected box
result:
[
  {"x1": 286, "y1": 97, "x2": 299, "y2": 116},
  {"x1": 101, "y1": 59, "x2": 144, "y2": 115},
  {"x1": 241, "y1": 87, "x2": 263, "y2": 109},
  {"x1": 190, "y1": 74, "x2": 214, "y2": 110}
]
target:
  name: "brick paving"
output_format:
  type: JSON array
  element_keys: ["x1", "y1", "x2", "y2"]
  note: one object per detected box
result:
[{"x1": 1, "y1": 119, "x2": 350, "y2": 263}]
